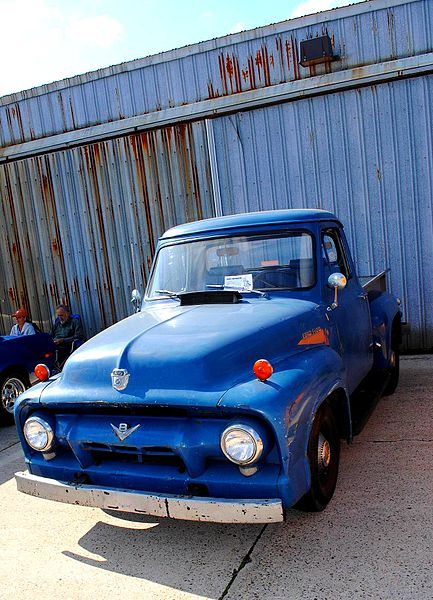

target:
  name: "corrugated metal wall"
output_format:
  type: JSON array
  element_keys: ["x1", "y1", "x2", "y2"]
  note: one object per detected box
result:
[
  {"x1": 0, "y1": 0, "x2": 432, "y2": 350},
  {"x1": 212, "y1": 75, "x2": 433, "y2": 350},
  {"x1": 0, "y1": 123, "x2": 214, "y2": 336}
]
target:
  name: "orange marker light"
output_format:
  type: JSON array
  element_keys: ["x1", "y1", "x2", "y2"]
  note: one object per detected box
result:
[
  {"x1": 34, "y1": 364, "x2": 50, "y2": 382},
  {"x1": 253, "y1": 359, "x2": 273, "y2": 381}
]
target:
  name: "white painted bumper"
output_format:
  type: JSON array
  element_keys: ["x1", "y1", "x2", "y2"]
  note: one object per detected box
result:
[{"x1": 15, "y1": 471, "x2": 283, "y2": 523}]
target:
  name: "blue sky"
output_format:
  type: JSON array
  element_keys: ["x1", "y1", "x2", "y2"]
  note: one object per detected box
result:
[{"x1": 1, "y1": 0, "x2": 363, "y2": 97}]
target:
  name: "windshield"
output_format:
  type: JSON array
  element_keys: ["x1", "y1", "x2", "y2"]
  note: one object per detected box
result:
[{"x1": 146, "y1": 231, "x2": 315, "y2": 298}]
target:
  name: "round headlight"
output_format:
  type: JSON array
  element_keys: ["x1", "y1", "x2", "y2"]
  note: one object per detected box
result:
[
  {"x1": 23, "y1": 416, "x2": 54, "y2": 452},
  {"x1": 220, "y1": 424, "x2": 263, "y2": 465}
]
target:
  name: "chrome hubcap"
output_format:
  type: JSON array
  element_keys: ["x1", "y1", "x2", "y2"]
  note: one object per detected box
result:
[
  {"x1": 1, "y1": 378, "x2": 26, "y2": 413},
  {"x1": 318, "y1": 433, "x2": 331, "y2": 470}
]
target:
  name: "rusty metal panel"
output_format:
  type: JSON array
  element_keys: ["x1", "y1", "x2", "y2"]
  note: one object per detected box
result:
[
  {"x1": 1, "y1": 0, "x2": 431, "y2": 148},
  {"x1": 212, "y1": 75, "x2": 433, "y2": 351},
  {"x1": 0, "y1": 122, "x2": 214, "y2": 337}
]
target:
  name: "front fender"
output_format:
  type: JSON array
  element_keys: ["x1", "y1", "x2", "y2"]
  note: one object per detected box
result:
[
  {"x1": 218, "y1": 346, "x2": 349, "y2": 506},
  {"x1": 14, "y1": 376, "x2": 61, "y2": 426}
]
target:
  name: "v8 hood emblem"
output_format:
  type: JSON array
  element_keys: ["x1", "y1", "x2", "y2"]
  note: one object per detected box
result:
[{"x1": 111, "y1": 422, "x2": 141, "y2": 442}]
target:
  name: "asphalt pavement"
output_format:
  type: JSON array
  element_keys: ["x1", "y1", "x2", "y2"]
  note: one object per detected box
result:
[{"x1": 1, "y1": 355, "x2": 432, "y2": 600}]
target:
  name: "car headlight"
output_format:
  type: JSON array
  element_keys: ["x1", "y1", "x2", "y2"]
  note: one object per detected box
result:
[
  {"x1": 23, "y1": 416, "x2": 54, "y2": 452},
  {"x1": 220, "y1": 424, "x2": 263, "y2": 465}
]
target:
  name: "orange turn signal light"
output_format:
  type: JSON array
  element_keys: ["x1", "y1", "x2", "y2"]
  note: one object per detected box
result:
[
  {"x1": 253, "y1": 359, "x2": 273, "y2": 381},
  {"x1": 34, "y1": 364, "x2": 50, "y2": 382}
]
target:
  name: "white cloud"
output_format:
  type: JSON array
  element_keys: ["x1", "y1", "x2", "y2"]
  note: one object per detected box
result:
[
  {"x1": 0, "y1": 0, "x2": 124, "y2": 96},
  {"x1": 229, "y1": 22, "x2": 246, "y2": 34},
  {"x1": 66, "y1": 15, "x2": 124, "y2": 49},
  {"x1": 290, "y1": 0, "x2": 338, "y2": 19}
]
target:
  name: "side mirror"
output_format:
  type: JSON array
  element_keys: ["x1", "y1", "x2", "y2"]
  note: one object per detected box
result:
[
  {"x1": 327, "y1": 273, "x2": 347, "y2": 308},
  {"x1": 131, "y1": 289, "x2": 142, "y2": 313}
]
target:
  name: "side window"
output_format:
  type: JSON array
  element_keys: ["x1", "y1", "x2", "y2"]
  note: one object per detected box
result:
[{"x1": 322, "y1": 229, "x2": 350, "y2": 279}]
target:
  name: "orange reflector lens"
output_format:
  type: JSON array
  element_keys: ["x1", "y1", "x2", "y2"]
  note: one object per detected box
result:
[
  {"x1": 34, "y1": 364, "x2": 50, "y2": 382},
  {"x1": 253, "y1": 359, "x2": 273, "y2": 381}
]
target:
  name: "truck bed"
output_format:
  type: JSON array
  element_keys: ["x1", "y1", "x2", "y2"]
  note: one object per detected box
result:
[{"x1": 359, "y1": 270, "x2": 388, "y2": 292}]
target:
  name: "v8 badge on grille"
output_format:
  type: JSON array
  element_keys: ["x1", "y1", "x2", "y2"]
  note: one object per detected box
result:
[
  {"x1": 111, "y1": 422, "x2": 140, "y2": 442},
  {"x1": 111, "y1": 368, "x2": 129, "y2": 390}
]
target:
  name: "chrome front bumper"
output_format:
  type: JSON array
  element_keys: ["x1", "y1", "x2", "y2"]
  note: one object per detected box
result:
[{"x1": 15, "y1": 471, "x2": 283, "y2": 523}]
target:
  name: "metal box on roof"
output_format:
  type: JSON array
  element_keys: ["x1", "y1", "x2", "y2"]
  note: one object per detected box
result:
[{"x1": 299, "y1": 35, "x2": 337, "y2": 67}]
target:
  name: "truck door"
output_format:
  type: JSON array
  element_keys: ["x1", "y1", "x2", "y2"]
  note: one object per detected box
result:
[{"x1": 321, "y1": 228, "x2": 373, "y2": 393}]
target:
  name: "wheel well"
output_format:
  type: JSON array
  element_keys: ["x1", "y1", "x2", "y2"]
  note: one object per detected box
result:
[
  {"x1": 0, "y1": 367, "x2": 30, "y2": 385},
  {"x1": 392, "y1": 313, "x2": 402, "y2": 347},
  {"x1": 325, "y1": 389, "x2": 351, "y2": 441}
]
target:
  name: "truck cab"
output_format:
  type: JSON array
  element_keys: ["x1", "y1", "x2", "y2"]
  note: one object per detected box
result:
[{"x1": 14, "y1": 210, "x2": 401, "y2": 523}]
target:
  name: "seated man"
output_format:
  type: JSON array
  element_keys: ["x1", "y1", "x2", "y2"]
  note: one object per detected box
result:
[
  {"x1": 10, "y1": 308, "x2": 36, "y2": 336},
  {"x1": 51, "y1": 304, "x2": 85, "y2": 365}
]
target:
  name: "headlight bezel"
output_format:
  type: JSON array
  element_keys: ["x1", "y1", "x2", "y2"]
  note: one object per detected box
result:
[
  {"x1": 23, "y1": 416, "x2": 55, "y2": 452},
  {"x1": 220, "y1": 424, "x2": 264, "y2": 466}
]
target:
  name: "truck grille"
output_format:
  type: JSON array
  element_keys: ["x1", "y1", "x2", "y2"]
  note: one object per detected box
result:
[{"x1": 82, "y1": 442, "x2": 186, "y2": 471}]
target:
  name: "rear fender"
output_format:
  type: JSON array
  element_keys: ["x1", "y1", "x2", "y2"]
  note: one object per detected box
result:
[{"x1": 369, "y1": 292, "x2": 401, "y2": 369}]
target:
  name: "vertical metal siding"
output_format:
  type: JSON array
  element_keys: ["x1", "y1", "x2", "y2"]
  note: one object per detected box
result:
[
  {"x1": 213, "y1": 76, "x2": 433, "y2": 350},
  {"x1": 0, "y1": 122, "x2": 215, "y2": 336},
  {"x1": 1, "y1": 1, "x2": 432, "y2": 147}
]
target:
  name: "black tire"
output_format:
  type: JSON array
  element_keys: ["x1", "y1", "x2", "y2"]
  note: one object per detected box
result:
[
  {"x1": 383, "y1": 325, "x2": 400, "y2": 396},
  {"x1": 296, "y1": 402, "x2": 340, "y2": 512},
  {"x1": 0, "y1": 372, "x2": 29, "y2": 426}
]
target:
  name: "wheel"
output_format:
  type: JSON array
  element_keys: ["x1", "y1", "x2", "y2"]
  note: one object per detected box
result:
[
  {"x1": 0, "y1": 373, "x2": 28, "y2": 426},
  {"x1": 296, "y1": 402, "x2": 340, "y2": 512},
  {"x1": 383, "y1": 326, "x2": 400, "y2": 396}
]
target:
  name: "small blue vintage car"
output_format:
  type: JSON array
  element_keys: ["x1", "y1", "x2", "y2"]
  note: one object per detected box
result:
[
  {"x1": 0, "y1": 333, "x2": 55, "y2": 426},
  {"x1": 14, "y1": 210, "x2": 401, "y2": 523}
]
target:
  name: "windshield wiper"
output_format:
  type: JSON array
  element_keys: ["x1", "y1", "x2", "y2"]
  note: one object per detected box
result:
[
  {"x1": 206, "y1": 284, "x2": 268, "y2": 298},
  {"x1": 154, "y1": 289, "x2": 181, "y2": 300}
]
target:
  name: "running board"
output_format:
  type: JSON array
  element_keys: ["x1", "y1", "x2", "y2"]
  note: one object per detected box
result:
[{"x1": 350, "y1": 370, "x2": 390, "y2": 436}]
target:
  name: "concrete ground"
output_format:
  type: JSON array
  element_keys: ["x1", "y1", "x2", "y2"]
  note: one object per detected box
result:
[{"x1": 0, "y1": 355, "x2": 432, "y2": 600}]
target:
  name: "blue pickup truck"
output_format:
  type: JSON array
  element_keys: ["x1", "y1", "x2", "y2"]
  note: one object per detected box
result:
[
  {"x1": 14, "y1": 210, "x2": 401, "y2": 523},
  {"x1": 0, "y1": 333, "x2": 55, "y2": 426}
]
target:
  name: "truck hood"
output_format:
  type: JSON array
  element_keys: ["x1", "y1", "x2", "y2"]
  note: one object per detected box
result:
[{"x1": 45, "y1": 298, "x2": 322, "y2": 407}]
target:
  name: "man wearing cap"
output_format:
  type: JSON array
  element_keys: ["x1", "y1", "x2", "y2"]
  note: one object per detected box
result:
[{"x1": 10, "y1": 308, "x2": 36, "y2": 336}]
